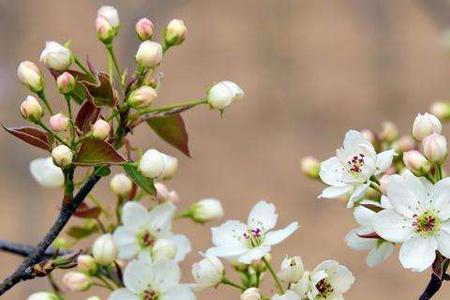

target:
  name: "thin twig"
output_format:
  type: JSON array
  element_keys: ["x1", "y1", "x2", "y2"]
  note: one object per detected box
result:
[
  {"x1": 0, "y1": 240, "x2": 69, "y2": 258},
  {"x1": 419, "y1": 273, "x2": 444, "y2": 300}
]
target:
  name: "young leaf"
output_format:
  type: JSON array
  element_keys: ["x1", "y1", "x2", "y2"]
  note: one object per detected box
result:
[
  {"x1": 123, "y1": 162, "x2": 156, "y2": 195},
  {"x1": 74, "y1": 203, "x2": 101, "y2": 219},
  {"x1": 74, "y1": 139, "x2": 126, "y2": 166},
  {"x1": 3, "y1": 125, "x2": 50, "y2": 151},
  {"x1": 75, "y1": 100, "x2": 100, "y2": 133},
  {"x1": 146, "y1": 114, "x2": 191, "y2": 157},
  {"x1": 81, "y1": 73, "x2": 117, "y2": 107},
  {"x1": 66, "y1": 224, "x2": 98, "y2": 239}
]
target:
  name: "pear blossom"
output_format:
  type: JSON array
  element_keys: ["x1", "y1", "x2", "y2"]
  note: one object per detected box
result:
[
  {"x1": 206, "y1": 201, "x2": 299, "y2": 264},
  {"x1": 277, "y1": 256, "x2": 304, "y2": 283},
  {"x1": 319, "y1": 130, "x2": 395, "y2": 207},
  {"x1": 373, "y1": 171, "x2": 450, "y2": 272},
  {"x1": 191, "y1": 254, "x2": 224, "y2": 290},
  {"x1": 113, "y1": 202, "x2": 191, "y2": 262},
  {"x1": 272, "y1": 291, "x2": 301, "y2": 300},
  {"x1": 108, "y1": 253, "x2": 196, "y2": 300},
  {"x1": 29, "y1": 157, "x2": 64, "y2": 188},
  {"x1": 345, "y1": 201, "x2": 394, "y2": 267}
]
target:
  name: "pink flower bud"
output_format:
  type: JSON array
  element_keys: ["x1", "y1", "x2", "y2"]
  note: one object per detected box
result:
[
  {"x1": 380, "y1": 121, "x2": 399, "y2": 142},
  {"x1": 167, "y1": 190, "x2": 179, "y2": 204},
  {"x1": 17, "y1": 61, "x2": 44, "y2": 93},
  {"x1": 51, "y1": 145, "x2": 73, "y2": 168},
  {"x1": 412, "y1": 113, "x2": 442, "y2": 141},
  {"x1": 92, "y1": 119, "x2": 111, "y2": 140},
  {"x1": 164, "y1": 19, "x2": 187, "y2": 47},
  {"x1": 20, "y1": 96, "x2": 43, "y2": 121},
  {"x1": 403, "y1": 150, "x2": 431, "y2": 175},
  {"x1": 360, "y1": 129, "x2": 376, "y2": 144},
  {"x1": 56, "y1": 72, "x2": 76, "y2": 95},
  {"x1": 62, "y1": 272, "x2": 92, "y2": 291},
  {"x1": 96, "y1": 16, "x2": 115, "y2": 44},
  {"x1": 128, "y1": 86, "x2": 157, "y2": 109},
  {"x1": 135, "y1": 41, "x2": 163, "y2": 68},
  {"x1": 77, "y1": 255, "x2": 97, "y2": 275},
  {"x1": 49, "y1": 113, "x2": 69, "y2": 132},
  {"x1": 136, "y1": 18, "x2": 154, "y2": 41},
  {"x1": 423, "y1": 133, "x2": 448, "y2": 163},
  {"x1": 431, "y1": 101, "x2": 450, "y2": 121},
  {"x1": 393, "y1": 135, "x2": 416, "y2": 153}
]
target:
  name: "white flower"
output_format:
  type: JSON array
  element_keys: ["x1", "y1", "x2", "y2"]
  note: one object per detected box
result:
[
  {"x1": 27, "y1": 292, "x2": 59, "y2": 300},
  {"x1": 108, "y1": 253, "x2": 196, "y2": 300},
  {"x1": 291, "y1": 272, "x2": 311, "y2": 298},
  {"x1": 191, "y1": 198, "x2": 224, "y2": 223},
  {"x1": 97, "y1": 6, "x2": 119, "y2": 28},
  {"x1": 307, "y1": 260, "x2": 354, "y2": 300},
  {"x1": 207, "y1": 81, "x2": 244, "y2": 110},
  {"x1": 412, "y1": 113, "x2": 442, "y2": 141},
  {"x1": 206, "y1": 201, "x2": 299, "y2": 264},
  {"x1": 272, "y1": 291, "x2": 301, "y2": 300},
  {"x1": 138, "y1": 149, "x2": 178, "y2": 180},
  {"x1": 278, "y1": 256, "x2": 304, "y2": 283},
  {"x1": 319, "y1": 130, "x2": 395, "y2": 207},
  {"x1": 40, "y1": 41, "x2": 73, "y2": 71},
  {"x1": 191, "y1": 254, "x2": 224, "y2": 290},
  {"x1": 345, "y1": 201, "x2": 394, "y2": 267},
  {"x1": 241, "y1": 288, "x2": 261, "y2": 300},
  {"x1": 29, "y1": 157, "x2": 64, "y2": 188},
  {"x1": 113, "y1": 202, "x2": 191, "y2": 262},
  {"x1": 372, "y1": 171, "x2": 450, "y2": 272}
]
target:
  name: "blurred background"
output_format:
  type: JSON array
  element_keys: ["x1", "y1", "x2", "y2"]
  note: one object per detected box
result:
[{"x1": 1, "y1": 0, "x2": 450, "y2": 299}]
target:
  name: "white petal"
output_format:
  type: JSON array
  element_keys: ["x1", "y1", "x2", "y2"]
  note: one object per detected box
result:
[
  {"x1": 206, "y1": 245, "x2": 248, "y2": 258},
  {"x1": 29, "y1": 157, "x2": 64, "y2": 188},
  {"x1": 319, "y1": 185, "x2": 352, "y2": 199},
  {"x1": 375, "y1": 149, "x2": 395, "y2": 175},
  {"x1": 319, "y1": 156, "x2": 349, "y2": 186},
  {"x1": 343, "y1": 130, "x2": 375, "y2": 155},
  {"x1": 386, "y1": 172, "x2": 426, "y2": 217},
  {"x1": 345, "y1": 228, "x2": 376, "y2": 251},
  {"x1": 331, "y1": 264, "x2": 355, "y2": 293},
  {"x1": 146, "y1": 202, "x2": 176, "y2": 235},
  {"x1": 238, "y1": 245, "x2": 271, "y2": 264},
  {"x1": 162, "y1": 286, "x2": 197, "y2": 300},
  {"x1": 372, "y1": 209, "x2": 414, "y2": 243},
  {"x1": 123, "y1": 259, "x2": 155, "y2": 293},
  {"x1": 248, "y1": 201, "x2": 278, "y2": 231},
  {"x1": 151, "y1": 259, "x2": 181, "y2": 292},
  {"x1": 108, "y1": 288, "x2": 139, "y2": 300},
  {"x1": 438, "y1": 222, "x2": 450, "y2": 258},
  {"x1": 380, "y1": 195, "x2": 392, "y2": 209},
  {"x1": 113, "y1": 226, "x2": 139, "y2": 260},
  {"x1": 264, "y1": 222, "x2": 299, "y2": 246},
  {"x1": 122, "y1": 202, "x2": 148, "y2": 230},
  {"x1": 431, "y1": 178, "x2": 450, "y2": 220},
  {"x1": 399, "y1": 237, "x2": 437, "y2": 272},
  {"x1": 353, "y1": 206, "x2": 376, "y2": 226},
  {"x1": 347, "y1": 183, "x2": 370, "y2": 208},
  {"x1": 166, "y1": 234, "x2": 191, "y2": 262},
  {"x1": 366, "y1": 242, "x2": 394, "y2": 267},
  {"x1": 272, "y1": 290, "x2": 301, "y2": 300},
  {"x1": 211, "y1": 220, "x2": 247, "y2": 247}
]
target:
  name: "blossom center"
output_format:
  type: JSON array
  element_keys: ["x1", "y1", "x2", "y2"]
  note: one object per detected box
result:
[
  {"x1": 138, "y1": 230, "x2": 156, "y2": 248},
  {"x1": 412, "y1": 211, "x2": 441, "y2": 236},
  {"x1": 347, "y1": 153, "x2": 365, "y2": 173},
  {"x1": 316, "y1": 278, "x2": 334, "y2": 298},
  {"x1": 243, "y1": 227, "x2": 264, "y2": 247},
  {"x1": 141, "y1": 287, "x2": 159, "y2": 300}
]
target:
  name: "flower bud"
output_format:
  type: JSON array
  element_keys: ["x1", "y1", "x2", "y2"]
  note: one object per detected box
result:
[
  {"x1": 17, "y1": 61, "x2": 44, "y2": 93},
  {"x1": 51, "y1": 145, "x2": 73, "y2": 169},
  {"x1": 152, "y1": 238, "x2": 177, "y2": 260},
  {"x1": 423, "y1": 133, "x2": 448, "y2": 163},
  {"x1": 110, "y1": 173, "x2": 133, "y2": 198},
  {"x1": 403, "y1": 150, "x2": 431, "y2": 175},
  {"x1": 96, "y1": 16, "x2": 115, "y2": 44},
  {"x1": 393, "y1": 135, "x2": 416, "y2": 153},
  {"x1": 86, "y1": 297, "x2": 101, "y2": 300},
  {"x1": 128, "y1": 86, "x2": 157, "y2": 109},
  {"x1": 379, "y1": 174, "x2": 390, "y2": 194},
  {"x1": 138, "y1": 149, "x2": 177, "y2": 179},
  {"x1": 136, "y1": 18, "x2": 154, "y2": 41},
  {"x1": 77, "y1": 255, "x2": 97, "y2": 275},
  {"x1": 412, "y1": 113, "x2": 442, "y2": 141},
  {"x1": 361, "y1": 129, "x2": 376, "y2": 144},
  {"x1": 380, "y1": 121, "x2": 399, "y2": 142},
  {"x1": 300, "y1": 156, "x2": 320, "y2": 179},
  {"x1": 92, "y1": 119, "x2": 111, "y2": 140},
  {"x1": 167, "y1": 190, "x2": 179, "y2": 204},
  {"x1": 207, "y1": 81, "x2": 244, "y2": 110},
  {"x1": 135, "y1": 41, "x2": 163, "y2": 68},
  {"x1": 240, "y1": 288, "x2": 261, "y2": 300},
  {"x1": 20, "y1": 95, "x2": 43, "y2": 121},
  {"x1": 161, "y1": 155, "x2": 178, "y2": 180},
  {"x1": 56, "y1": 72, "x2": 76, "y2": 95},
  {"x1": 431, "y1": 101, "x2": 450, "y2": 121},
  {"x1": 277, "y1": 256, "x2": 304, "y2": 283},
  {"x1": 62, "y1": 271, "x2": 92, "y2": 291},
  {"x1": 164, "y1": 19, "x2": 187, "y2": 47},
  {"x1": 190, "y1": 198, "x2": 224, "y2": 223},
  {"x1": 49, "y1": 113, "x2": 69, "y2": 132},
  {"x1": 155, "y1": 182, "x2": 170, "y2": 200},
  {"x1": 192, "y1": 255, "x2": 224, "y2": 290},
  {"x1": 97, "y1": 6, "x2": 120, "y2": 29},
  {"x1": 30, "y1": 157, "x2": 64, "y2": 188},
  {"x1": 92, "y1": 233, "x2": 117, "y2": 266},
  {"x1": 40, "y1": 41, "x2": 73, "y2": 71},
  {"x1": 27, "y1": 292, "x2": 59, "y2": 300}
]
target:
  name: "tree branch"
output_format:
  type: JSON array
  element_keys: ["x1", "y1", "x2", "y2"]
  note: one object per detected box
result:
[
  {"x1": 419, "y1": 273, "x2": 443, "y2": 300},
  {"x1": 0, "y1": 240, "x2": 69, "y2": 258},
  {"x1": 0, "y1": 174, "x2": 101, "y2": 296}
]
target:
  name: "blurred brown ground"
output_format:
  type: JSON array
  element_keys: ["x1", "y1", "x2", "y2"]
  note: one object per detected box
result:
[{"x1": 1, "y1": 0, "x2": 450, "y2": 299}]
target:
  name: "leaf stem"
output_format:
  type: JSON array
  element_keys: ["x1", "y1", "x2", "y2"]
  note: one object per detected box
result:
[
  {"x1": 74, "y1": 56, "x2": 96, "y2": 81},
  {"x1": 138, "y1": 98, "x2": 207, "y2": 115},
  {"x1": 37, "y1": 91, "x2": 53, "y2": 115},
  {"x1": 35, "y1": 120, "x2": 70, "y2": 147},
  {"x1": 106, "y1": 44, "x2": 123, "y2": 87},
  {"x1": 221, "y1": 277, "x2": 245, "y2": 291},
  {"x1": 262, "y1": 256, "x2": 284, "y2": 294}
]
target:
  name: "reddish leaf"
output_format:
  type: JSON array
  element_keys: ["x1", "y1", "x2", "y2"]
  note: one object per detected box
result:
[
  {"x1": 74, "y1": 203, "x2": 101, "y2": 219},
  {"x1": 81, "y1": 73, "x2": 117, "y2": 107},
  {"x1": 75, "y1": 101, "x2": 100, "y2": 133},
  {"x1": 74, "y1": 139, "x2": 126, "y2": 166},
  {"x1": 146, "y1": 114, "x2": 190, "y2": 157},
  {"x1": 3, "y1": 125, "x2": 50, "y2": 151},
  {"x1": 49, "y1": 69, "x2": 92, "y2": 104}
]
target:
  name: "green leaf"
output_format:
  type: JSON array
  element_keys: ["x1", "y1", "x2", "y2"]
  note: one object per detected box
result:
[
  {"x1": 66, "y1": 224, "x2": 98, "y2": 239},
  {"x1": 95, "y1": 166, "x2": 111, "y2": 177},
  {"x1": 146, "y1": 114, "x2": 190, "y2": 157},
  {"x1": 123, "y1": 162, "x2": 156, "y2": 195},
  {"x1": 74, "y1": 139, "x2": 126, "y2": 166}
]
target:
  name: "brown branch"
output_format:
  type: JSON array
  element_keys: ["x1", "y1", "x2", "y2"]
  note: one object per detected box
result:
[{"x1": 0, "y1": 240, "x2": 69, "y2": 258}]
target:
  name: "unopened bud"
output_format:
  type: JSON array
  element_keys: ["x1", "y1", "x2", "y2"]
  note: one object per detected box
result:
[
  {"x1": 77, "y1": 255, "x2": 97, "y2": 275},
  {"x1": 380, "y1": 121, "x2": 399, "y2": 142},
  {"x1": 96, "y1": 16, "x2": 115, "y2": 44},
  {"x1": 161, "y1": 156, "x2": 178, "y2": 180},
  {"x1": 136, "y1": 41, "x2": 163, "y2": 68},
  {"x1": 393, "y1": 135, "x2": 416, "y2": 153},
  {"x1": 403, "y1": 150, "x2": 431, "y2": 174},
  {"x1": 92, "y1": 233, "x2": 117, "y2": 266},
  {"x1": 136, "y1": 18, "x2": 154, "y2": 41},
  {"x1": 241, "y1": 288, "x2": 261, "y2": 300},
  {"x1": 49, "y1": 113, "x2": 69, "y2": 132},
  {"x1": 152, "y1": 239, "x2": 177, "y2": 260},
  {"x1": 300, "y1": 156, "x2": 320, "y2": 179},
  {"x1": 56, "y1": 72, "x2": 76, "y2": 95},
  {"x1": 431, "y1": 101, "x2": 450, "y2": 121},
  {"x1": 192, "y1": 255, "x2": 224, "y2": 290},
  {"x1": 27, "y1": 292, "x2": 59, "y2": 300},
  {"x1": 423, "y1": 133, "x2": 448, "y2": 163},
  {"x1": 17, "y1": 61, "x2": 44, "y2": 93},
  {"x1": 167, "y1": 190, "x2": 179, "y2": 204},
  {"x1": 361, "y1": 129, "x2": 376, "y2": 144},
  {"x1": 20, "y1": 95, "x2": 43, "y2": 121},
  {"x1": 92, "y1": 119, "x2": 110, "y2": 140},
  {"x1": 97, "y1": 6, "x2": 120, "y2": 29},
  {"x1": 164, "y1": 19, "x2": 187, "y2": 48},
  {"x1": 40, "y1": 41, "x2": 73, "y2": 71},
  {"x1": 86, "y1": 297, "x2": 101, "y2": 300},
  {"x1": 138, "y1": 149, "x2": 177, "y2": 179},
  {"x1": 190, "y1": 198, "x2": 224, "y2": 223},
  {"x1": 51, "y1": 145, "x2": 73, "y2": 168},
  {"x1": 412, "y1": 113, "x2": 442, "y2": 141},
  {"x1": 110, "y1": 173, "x2": 133, "y2": 197},
  {"x1": 128, "y1": 86, "x2": 157, "y2": 109},
  {"x1": 277, "y1": 256, "x2": 304, "y2": 283},
  {"x1": 62, "y1": 272, "x2": 92, "y2": 291},
  {"x1": 207, "y1": 81, "x2": 244, "y2": 110}
]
